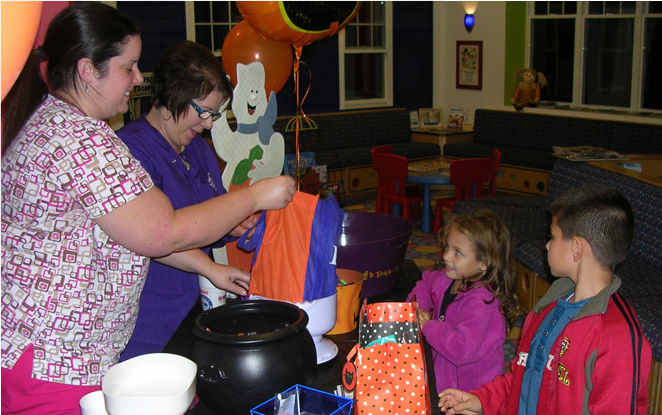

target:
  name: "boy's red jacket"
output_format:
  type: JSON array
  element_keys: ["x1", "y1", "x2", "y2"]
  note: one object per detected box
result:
[{"x1": 474, "y1": 277, "x2": 651, "y2": 415}]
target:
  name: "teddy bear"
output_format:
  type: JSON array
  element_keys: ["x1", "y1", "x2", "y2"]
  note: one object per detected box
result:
[{"x1": 511, "y1": 68, "x2": 548, "y2": 111}]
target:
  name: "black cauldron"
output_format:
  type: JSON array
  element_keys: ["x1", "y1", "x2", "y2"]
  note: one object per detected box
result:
[{"x1": 191, "y1": 300, "x2": 317, "y2": 414}]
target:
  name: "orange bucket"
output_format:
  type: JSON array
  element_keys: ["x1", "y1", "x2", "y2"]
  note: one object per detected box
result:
[{"x1": 328, "y1": 269, "x2": 364, "y2": 335}]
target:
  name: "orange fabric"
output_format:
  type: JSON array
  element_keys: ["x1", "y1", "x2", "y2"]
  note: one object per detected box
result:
[{"x1": 248, "y1": 192, "x2": 319, "y2": 303}]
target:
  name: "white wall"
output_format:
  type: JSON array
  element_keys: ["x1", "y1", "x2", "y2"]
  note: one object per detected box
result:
[{"x1": 433, "y1": 1, "x2": 506, "y2": 126}]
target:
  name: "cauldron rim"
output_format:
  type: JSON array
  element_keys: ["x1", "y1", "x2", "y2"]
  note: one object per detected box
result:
[{"x1": 191, "y1": 300, "x2": 309, "y2": 346}]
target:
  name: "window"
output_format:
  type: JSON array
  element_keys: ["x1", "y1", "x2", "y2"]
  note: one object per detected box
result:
[
  {"x1": 528, "y1": 1, "x2": 662, "y2": 111},
  {"x1": 185, "y1": 1, "x2": 242, "y2": 55},
  {"x1": 339, "y1": 2, "x2": 393, "y2": 110}
]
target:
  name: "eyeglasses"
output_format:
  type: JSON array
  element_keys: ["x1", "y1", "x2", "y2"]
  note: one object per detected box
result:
[{"x1": 189, "y1": 101, "x2": 222, "y2": 122}]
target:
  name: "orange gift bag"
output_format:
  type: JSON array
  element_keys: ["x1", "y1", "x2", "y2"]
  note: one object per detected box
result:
[{"x1": 343, "y1": 301, "x2": 431, "y2": 415}]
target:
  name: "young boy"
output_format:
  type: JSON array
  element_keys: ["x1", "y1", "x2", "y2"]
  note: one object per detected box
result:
[{"x1": 438, "y1": 185, "x2": 651, "y2": 415}]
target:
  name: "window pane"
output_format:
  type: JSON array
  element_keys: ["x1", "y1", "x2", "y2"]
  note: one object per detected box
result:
[
  {"x1": 605, "y1": 2, "x2": 620, "y2": 15},
  {"x1": 564, "y1": 2, "x2": 577, "y2": 15},
  {"x1": 359, "y1": 25, "x2": 372, "y2": 47},
  {"x1": 373, "y1": 2, "x2": 385, "y2": 24},
  {"x1": 344, "y1": 53, "x2": 385, "y2": 101},
  {"x1": 196, "y1": 25, "x2": 212, "y2": 50},
  {"x1": 534, "y1": 2, "x2": 548, "y2": 15},
  {"x1": 549, "y1": 1, "x2": 563, "y2": 15},
  {"x1": 621, "y1": 2, "x2": 636, "y2": 14},
  {"x1": 642, "y1": 17, "x2": 662, "y2": 110},
  {"x1": 194, "y1": 2, "x2": 211, "y2": 23},
  {"x1": 213, "y1": 25, "x2": 230, "y2": 53},
  {"x1": 531, "y1": 18, "x2": 575, "y2": 102},
  {"x1": 345, "y1": 25, "x2": 358, "y2": 48},
  {"x1": 358, "y1": 3, "x2": 372, "y2": 23},
  {"x1": 588, "y1": 2, "x2": 604, "y2": 15},
  {"x1": 373, "y1": 25, "x2": 385, "y2": 48},
  {"x1": 583, "y1": 18, "x2": 633, "y2": 107},
  {"x1": 650, "y1": 2, "x2": 662, "y2": 14},
  {"x1": 212, "y1": 2, "x2": 228, "y2": 22}
]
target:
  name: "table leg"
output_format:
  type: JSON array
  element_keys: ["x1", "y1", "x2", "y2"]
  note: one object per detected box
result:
[{"x1": 422, "y1": 183, "x2": 431, "y2": 233}]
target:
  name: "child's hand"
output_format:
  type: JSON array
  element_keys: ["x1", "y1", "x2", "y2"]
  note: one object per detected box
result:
[
  {"x1": 417, "y1": 308, "x2": 431, "y2": 330},
  {"x1": 438, "y1": 389, "x2": 482, "y2": 414}
]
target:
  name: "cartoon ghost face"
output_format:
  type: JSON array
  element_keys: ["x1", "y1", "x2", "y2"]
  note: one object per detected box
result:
[{"x1": 233, "y1": 62, "x2": 269, "y2": 125}]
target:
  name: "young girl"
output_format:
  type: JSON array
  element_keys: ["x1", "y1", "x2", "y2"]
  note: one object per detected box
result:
[{"x1": 407, "y1": 209, "x2": 519, "y2": 393}]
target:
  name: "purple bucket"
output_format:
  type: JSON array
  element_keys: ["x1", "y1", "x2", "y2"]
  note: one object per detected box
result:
[{"x1": 336, "y1": 212, "x2": 414, "y2": 298}]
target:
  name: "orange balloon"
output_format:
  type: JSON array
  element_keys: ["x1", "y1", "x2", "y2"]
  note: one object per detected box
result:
[
  {"x1": 237, "y1": 1, "x2": 361, "y2": 47},
  {"x1": 222, "y1": 21, "x2": 293, "y2": 95},
  {"x1": 1, "y1": 1, "x2": 43, "y2": 100}
]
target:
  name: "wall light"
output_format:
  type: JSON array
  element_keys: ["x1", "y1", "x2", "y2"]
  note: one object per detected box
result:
[{"x1": 464, "y1": 13, "x2": 475, "y2": 33}]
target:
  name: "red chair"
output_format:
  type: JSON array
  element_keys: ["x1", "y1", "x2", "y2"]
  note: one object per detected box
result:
[
  {"x1": 371, "y1": 144, "x2": 394, "y2": 214},
  {"x1": 484, "y1": 149, "x2": 502, "y2": 198},
  {"x1": 431, "y1": 158, "x2": 492, "y2": 234},
  {"x1": 371, "y1": 145, "x2": 421, "y2": 215},
  {"x1": 374, "y1": 153, "x2": 423, "y2": 222}
]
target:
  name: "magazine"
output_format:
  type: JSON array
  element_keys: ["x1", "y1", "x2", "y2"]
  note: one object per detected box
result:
[{"x1": 552, "y1": 146, "x2": 627, "y2": 161}]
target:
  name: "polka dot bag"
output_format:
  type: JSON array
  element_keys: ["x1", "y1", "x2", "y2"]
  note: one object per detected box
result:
[{"x1": 342, "y1": 301, "x2": 431, "y2": 415}]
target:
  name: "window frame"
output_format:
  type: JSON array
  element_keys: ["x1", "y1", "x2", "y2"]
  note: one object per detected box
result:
[
  {"x1": 526, "y1": 1, "x2": 660, "y2": 113},
  {"x1": 185, "y1": 1, "x2": 240, "y2": 57},
  {"x1": 338, "y1": 2, "x2": 393, "y2": 110}
]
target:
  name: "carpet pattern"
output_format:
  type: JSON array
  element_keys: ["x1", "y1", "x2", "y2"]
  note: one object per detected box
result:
[{"x1": 343, "y1": 197, "x2": 522, "y2": 372}]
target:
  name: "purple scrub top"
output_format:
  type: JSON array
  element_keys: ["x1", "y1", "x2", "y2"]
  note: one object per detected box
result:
[{"x1": 116, "y1": 115, "x2": 227, "y2": 361}]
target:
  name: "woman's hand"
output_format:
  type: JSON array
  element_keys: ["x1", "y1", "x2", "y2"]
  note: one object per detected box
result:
[
  {"x1": 202, "y1": 263, "x2": 250, "y2": 296},
  {"x1": 228, "y1": 213, "x2": 260, "y2": 238},
  {"x1": 249, "y1": 175, "x2": 296, "y2": 211},
  {"x1": 438, "y1": 389, "x2": 482, "y2": 415}
]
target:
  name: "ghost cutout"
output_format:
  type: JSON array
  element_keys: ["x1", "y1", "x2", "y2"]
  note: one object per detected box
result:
[
  {"x1": 212, "y1": 62, "x2": 284, "y2": 191},
  {"x1": 211, "y1": 62, "x2": 285, "y2": 273}
]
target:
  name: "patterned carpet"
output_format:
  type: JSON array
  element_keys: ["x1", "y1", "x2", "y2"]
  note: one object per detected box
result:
[{"x1": 343, "y1": 196, "x2": 523, "y2": 371}]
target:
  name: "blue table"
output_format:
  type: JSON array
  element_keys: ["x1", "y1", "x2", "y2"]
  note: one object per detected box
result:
[{"x1": 407, "y1": 168, "x2": 450, "y2": 234}]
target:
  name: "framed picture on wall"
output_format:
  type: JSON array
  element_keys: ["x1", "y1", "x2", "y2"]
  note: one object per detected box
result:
[{"x1": 456, "y1": 40, "x2": 483, "y2": 90}]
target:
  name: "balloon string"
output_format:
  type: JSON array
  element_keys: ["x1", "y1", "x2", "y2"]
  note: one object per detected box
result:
[{"x1": 294, "y1": 46, "x2": 302, "y2": 191}]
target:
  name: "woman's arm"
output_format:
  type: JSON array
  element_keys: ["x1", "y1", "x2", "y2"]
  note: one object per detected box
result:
[
  {"x1": 155, "y1": 248, "x2": 250, "y2": 296},
  {"x1": 95, "y1": 175, "x2": 294, "y2": 258}
]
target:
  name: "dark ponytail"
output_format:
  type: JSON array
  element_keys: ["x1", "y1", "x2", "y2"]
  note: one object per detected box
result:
[{"x1": 1, "y1": 2, "x2": 140, "y2": 153}]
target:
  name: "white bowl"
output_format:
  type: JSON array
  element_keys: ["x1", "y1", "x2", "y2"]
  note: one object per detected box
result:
[{"x1": 102, "y1": 353, "x2": 197, "y2": 415}]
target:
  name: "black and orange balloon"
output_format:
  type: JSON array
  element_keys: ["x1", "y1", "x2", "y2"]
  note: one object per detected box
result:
[
  {"x1": 237, "y1": 1, "x2": 362, "y2": 47},
  {"x1": 221, "y1": 20, "x2": 294, "y2": 94}
]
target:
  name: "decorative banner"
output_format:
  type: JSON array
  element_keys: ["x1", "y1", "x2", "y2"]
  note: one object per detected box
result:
[
  {"x1": 221, "y1": 20, "x2": 293, "y2": 95},
  {"x1": 1, "y1": 1, "x2": 43, "y2": 100},
  {"x1": 237, "y1": 1, "x2": 361, "y2": 47}
]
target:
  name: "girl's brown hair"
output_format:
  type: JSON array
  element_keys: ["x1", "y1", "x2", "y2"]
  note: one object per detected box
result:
[{"x1": 440, "y1": 209, "x2": 519, "y2": 330}]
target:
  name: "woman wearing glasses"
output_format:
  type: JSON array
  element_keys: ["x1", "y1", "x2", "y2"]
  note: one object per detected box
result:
[
  {"x1": 1, "y1": 6, "x2": 294, "y2": 411},
  {"x1": 116, "y1": 41, "x2": 255, "y2": 361}
]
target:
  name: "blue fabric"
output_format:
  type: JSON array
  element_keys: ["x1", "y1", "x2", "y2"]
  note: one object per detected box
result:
[
  {"x1": 116, "y1": 115, "x2": 227, "y2": 361},
  {"x1": 519, "y1": 294, "x2": 589, "y2": 415},
  {"x1": 303, "y1": 196, "x2": 345, "y2": 301}
]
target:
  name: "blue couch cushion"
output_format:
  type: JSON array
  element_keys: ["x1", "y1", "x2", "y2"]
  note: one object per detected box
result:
[{"x1": 625, "y1": 296, "x2": 662, "y2": 362}]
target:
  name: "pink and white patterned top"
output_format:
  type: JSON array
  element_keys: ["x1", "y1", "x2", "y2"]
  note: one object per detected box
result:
[{"x1": 1, "y1": 95, "x2": 154, "y2": 385}]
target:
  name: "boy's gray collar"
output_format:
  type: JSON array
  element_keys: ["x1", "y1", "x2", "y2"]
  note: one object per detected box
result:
[{"x1": 533, "y1": 276, "x2": 622, "y2": 318}]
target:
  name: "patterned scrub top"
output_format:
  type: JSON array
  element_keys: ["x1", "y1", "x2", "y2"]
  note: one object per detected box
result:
[{"x1": 1, "y1": 95, "x2": 154, "y2": 385}]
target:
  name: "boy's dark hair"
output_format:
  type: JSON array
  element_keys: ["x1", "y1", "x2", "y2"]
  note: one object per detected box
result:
[{"x1": 550, "y1": 185, "x2": 634, "y2": 270}]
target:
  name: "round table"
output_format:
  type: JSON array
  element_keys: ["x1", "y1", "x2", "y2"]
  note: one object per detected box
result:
[{"x1": 407, "y1": 169, "x2": 450, "y2": 234}]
